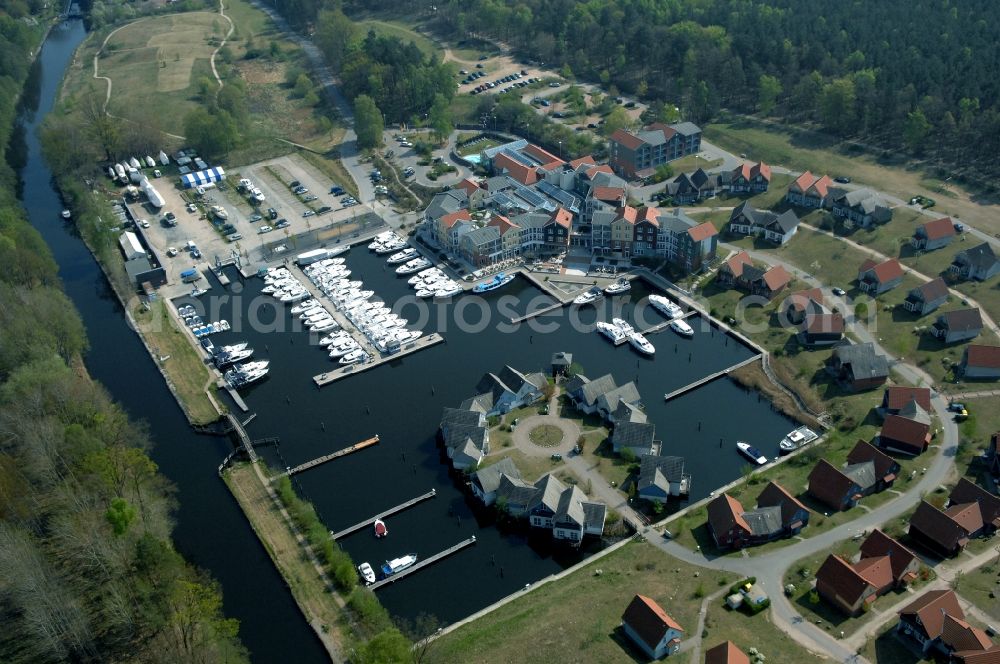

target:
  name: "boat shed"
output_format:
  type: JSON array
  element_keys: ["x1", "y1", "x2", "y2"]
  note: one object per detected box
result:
[
  {"x1": 180, "y1": 166, "x2": 226, "y2": 189},
  {"x1": 124, "y1": 256, "x2": 166, "y2": 290},
  {"x1": 119, "y1": 231, "x2": 145, "y2": 260}
]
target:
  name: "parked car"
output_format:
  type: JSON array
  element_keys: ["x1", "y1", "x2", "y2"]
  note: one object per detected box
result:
[
  {"x1": 266, "y1": 207, "x2": 278, "y2": 219},
  {"x1": 257, "y1": 225, "x2": 273, "y2": 234},
  {"x1": 138, "y1": 219, "x2": 150, "y2": 228},
  {"x1": 275, "y1": 219, "x2": 291, "y2": 228},
  {"x1": 303, "y1": 194, "x2": 318, "y2": 202},
  {"x1": 521, "y1": 69, "x2": 528, "y2": 75},
  {"x1": 249, "y1": 213, "x2": 263, "y2": 222},
  {"x1": 289, "y1": 180, "x2": 300, "y2": 188},
  {"x1": 316, "y1": 207, "x2": 332, "y2": 216},
  {"x1": 330, "y1": 185, "x2": 345, "y2": 195},
  {"x1": 186, "y1": 202, "x2": 198, "y2": 213},
  {"x1": 302, "y1": 210, "x2": 315, "y2": 217},
  {"x1": 549, "y1": 81, "x2": 561, "y2": 87},
  {"x1": 166, "y1": 247, "x2": 178, "y2": 257},
  {"x1": 225, "y1": 233, "x2": 242, "y2": 242},
  {"x1": 834, "y1": 176, "x2": 852, "y2": 184},
  {"x1": 831, "y1": 287, "x2": 846, "y2": 296}
]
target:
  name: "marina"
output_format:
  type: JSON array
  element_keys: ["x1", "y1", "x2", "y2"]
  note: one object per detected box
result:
[
  {"x1": 313, "y1": 333, "x2": 445, "y2": 386},
  {"x1": 330, "y1": 489, "x2": 438, "y2": 540},
  {"x1": 367, "y1": 536, "x2": 478, "y2": 590}
]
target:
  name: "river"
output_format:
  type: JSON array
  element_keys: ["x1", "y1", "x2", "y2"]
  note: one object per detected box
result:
[
  {"x1": 14, "y1": 18, "x2": 329, "y2": 664},
  {"x1": 15, "y1": 15, "x2": 800, "y2": 662}
]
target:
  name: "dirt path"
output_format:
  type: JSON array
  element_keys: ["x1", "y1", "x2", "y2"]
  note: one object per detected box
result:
[
  {"x1": 93, "y1": 19, "x2": 145, "y2": 113},
  {"x1": 210, "y1": 0, "x2": 235, "y2": 89}
]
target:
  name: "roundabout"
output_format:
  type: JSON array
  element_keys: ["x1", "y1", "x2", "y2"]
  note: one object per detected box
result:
[{"x1": 509, "y1": 399, "x2": 581, "y2": 458}]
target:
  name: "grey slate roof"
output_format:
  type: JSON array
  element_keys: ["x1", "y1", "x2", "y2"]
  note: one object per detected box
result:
[
  {"x1": 453, "y1": 439, "x2": 483, "y2": 467},
  {"x1": 600, "y1": 382, "x2": 641, "y2": 411},
  {"x1": 742, "y1": 505, "x2": 783, "y2": 537},
  {"x1": 582, "y1": 502, "x2": 607, "y2": 531},
  {"x1": 939, "y1": 308, "x2": 983, "y2": 333},
  {"x1": 656, "y1": 209, "x2": 698, "y2": 234},
  {"x1": 638, "y1": 455, "x2": 687, "y2": 494},
  {"x1": 512, "y1": 211, "x2": 549, "y2": 229},
  {"x1": 958, "y1": 243, "x2": 999, "y2": 270},
  {"x1": 472, "y1": 457, "x2": 521, "y2": 494},
  {"x1": 554, "y1": 485, "x2": 587, "y2": 528},
  {"x1": 529, "y1": 474, "x2": 566, "y2": 513},
  {"x1": 460, "y1": 392, "x2": 494, "y2": 413},
  {"x1": 613, "y1": 400, "x2": 647, "y2": 423},
  {"x1": 843, "y1": 461, "x2": 877, "y2": 491},
  {"x1": 578, "y1": 374, "x2": 619, "y2": 406},
  {"x1": 910, "y1": 277, "x2": 949, "y2": 302},
  {"x1": 551, "y1": 351, "x2": 573, "y2": 367},
  {"x1": 496, "y1": 474, "x2": 538, "y2": 506},
  {"x1": 768, "y1": 209, "x2": 801, "y2": 233},
  {"x1": 672, "y1": 121, "x2": 701, "y2": 136},
  {"x1": 462, "y1": 226, "x2": 501, "y2": 247},
  {"x1": 425, "y1": 190, "x2": 467, "y2": 220},
  {"x1": 613, "y1": 421, "x2": 657, "y2": 449},
  {"x1": 588, "y1": 171, "x2": 626, "y2": 189},
  {"x1": 484, "y1": 175, "x2": 517, "y2": 192},
  {"x1": 897, "y1": 398, "x2": 932, "y2": 426},
  {"x1": 834, "y1": 342, "x2": 890, "y2": 380}
]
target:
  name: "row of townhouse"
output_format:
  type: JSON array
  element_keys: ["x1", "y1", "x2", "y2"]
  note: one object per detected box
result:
[
  {"x1": 786, "y1": 171, "x2": 893, "y2": 228},
  {"x1": 608, "y1": 122, "x2": 702, "y2": 179},
  {"x1": 667, "y1": 161, "x2": 773, "y2": 204}
]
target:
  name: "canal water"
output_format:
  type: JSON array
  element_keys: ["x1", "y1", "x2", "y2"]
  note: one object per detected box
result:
[
  {"x1": 14, "y1": 18, "x2": 329, "y2": 664},
  {"x1": 18, "y1": 16, "x2": 799, "y2": 652},
  {"x1": 186, "y1": 247, "x2": 799, "y2": 625}
]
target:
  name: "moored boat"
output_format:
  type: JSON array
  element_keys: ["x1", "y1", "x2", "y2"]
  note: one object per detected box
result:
[
  {"x1": 573, "y1": 286, "x2": 604, "y2": 305},
  {"x1": 472, "y1": 272, "x2": 515, "y2": 293},
  {"x1": 669, "y1": 319, "x2": 694, "y2": 337},
  {"x1": 737, "y1": 441, "x2": 768, "y2": 466},
  {"x1": 649, "y1": 294, "x2": 683, "y2": 319},
  {"x1": 596, "y1": 321, "x2": 626, "y2": 344},
  {"x1": 339, "y1": 349, "x2": 368, "y2": 365},
  {"x1": 628, "y1": 331, "x2": 655, "y2": 355},
  {"x1": 779, "y1": 426, "x2": 819, "y2": 454},
  {"x1": 386, "y1": 248, "x2": 418, "y2": 264},
  {"x1": 374, "y1": 519, "x2": 387, "y2": 538},
  {"x1": 604, "y1": 278, "x2": 631, "y2": 295},
  {"x1": 358, "y1": 562, "x2": 376, "y2": 585},
  {"x1": 381, "y1": 553, "x2": 418, "y2": 576},
  {"x1": 612, "y1": 317, "x2": 634, "y2": 335}
]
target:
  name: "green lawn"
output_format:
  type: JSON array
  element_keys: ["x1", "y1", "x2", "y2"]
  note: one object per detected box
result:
[
  {"x1": 357, "y1": 19, "x2": 441, "y2": 58},
  {"x1": 701, "y1": 603, "x2": 828, "y2": 663},
  {"x1": 480, "y1": 448, "x2": 563, "y2": 484},
  {"x1": 670, "y1": 153, "x2": 723, "y2": 173},
  {"x1": 954, "y1": 559, "x2": 1000, "y2": 622},
  {"x1": 425, "y1": 541, "x2": 818, "y2": 664},
  {"x1": 860, "y1": 624, "x2": 932, "y2": 664}
]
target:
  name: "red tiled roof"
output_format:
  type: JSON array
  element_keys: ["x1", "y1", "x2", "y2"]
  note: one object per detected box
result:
[
  {"x1": 611, "y1": 129, "x2": 644, "y2": 150},
  {"x1": 762, "y1": 265, "x2": 791, "y2": 292},
  {"x1": 791, "y1": 171, "x2": 816, "y2": 192},
  {"x1": 900, "y1": 590, "x2": 964, "y2": 639},
  {"x1": 808, "y1": 459, "x2": 859, "y2": 510},
  {"x1": 687, "y1": 221, "x2": 718, "y2": 242},
  {"x1": 494, "y1": 152, "x2": 538, "y2": 185},
  {"x1": 439, "y1": 209, "x2": 472, "y2": 229},
  {"x1": 859, "y1": 528, "x2": 918, "y2": 583},
  {"x1": 488, "y1": 214, "x2": 519, "y2": 236},
  {"x1": 945, "y1": 502, "x2": 985, "y2": 535},
  {"x1": 584, "y1": 164, "x2": 614, "y2": 179},
  {"x1": 707, "y1": 493, "x2": 750, "y2": 536},
  {"x1": 723, "y1": 251, "x2": 753, "y2": 278},
  {"x1": 950, "y1": 478, "x2": 1000, "y2": 528},
  {"x1": 966, "y1": 345, "x2": 1000, "y2": 369},
  {"x1": 956, "y1": 645, "x2": 1000, "y2": 663},
  {"x1": 884, "y1": 386, "x2": 932, "y2": 412},
  {"x1": 909, "y1": 501, "x2": 974, "y2": 552},
  {"x1": 913, "y1": 277, "x2": 949, "y2": 302},
  {"x1": 522, "y1": 143, "x2": 563, "y2": 168},
  {"x1": 817, "y1": 554, "x2": 874, "y2": 608},
  {"x1": 621, "y1": 594, "x2": 683, "y2": 650},
  {"x1": 848, "y1": 440, "x2": 899, "y2": 482},
  {"x1": 943, "y1": 614, "x2": 994, "y2": 653},
  {"x1": 751, "y1": 162, "x2": 772, "y2": 181},
  {"x1": 617, "y1": 205, "x2": 638, "y2": 224},
  {"x1": 811, "y1": 175, "x2": 833, "y2": 197},
  {"x1": 637, "y1": 207, "x2": 660, "y2": 227},
  {"x1": 704, "y1": 640, "x2": 750, "y2": 664},
  {"x1": 853, "y1": 554, "x2": 894, "y2": 589},
  {"x1": 647, "y1": 122, "x2": 678, "y2": 141},
  {"x1": 805, "y1": 313, "x2": 844, "y2": 335},
  {"x1": 862, "y1": 258, "x2": 904, "y2": 284},
  {"x1": 733, "y1": 163, "x2": 752, "y2": 181},
  {"x1": 921, "y1": 217, "x2": 957, "y2": 241},
  {"x1": 568, "y1": 155, "x2": 596, "y2": 168},
  {"x1": 549, "y1": 207, "x2": 572, "y2": 229},
  {"x1": 455, "y1": 178, "x2": 481, "y2": 195},
  {"x1": 880, "y1": 414, "x2": 930, "y2": 453},
  {"x1": 593, "y1": 186, "x2": 625, "y2": 202}
]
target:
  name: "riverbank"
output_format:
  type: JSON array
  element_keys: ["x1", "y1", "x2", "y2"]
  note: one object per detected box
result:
[{"x1": 224, "y1": 462, "x2": 348, "y2": 660}]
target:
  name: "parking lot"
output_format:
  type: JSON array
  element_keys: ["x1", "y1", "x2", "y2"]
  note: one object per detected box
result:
[
  {"x1": 132, "y1": 153, "x2": 373, "y2": 279},
  {"x1": 455, "y1": 57, "x2": 551, "y2": 98}
]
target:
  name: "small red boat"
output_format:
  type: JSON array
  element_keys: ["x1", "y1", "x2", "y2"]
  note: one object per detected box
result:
[{"x1": 374, "y1": 519, "x2": 388, "y2": 538}]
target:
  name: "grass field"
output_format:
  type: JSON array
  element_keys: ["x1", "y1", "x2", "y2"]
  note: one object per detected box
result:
[
  {"x1": 705, "y1": 118, "x2": 1000, "y2": 236},
  {"x1": 130, "y1": 298, "x2": 219, "y2": 424},
  {"x1": 425, "y1": 541, "x2": 823, "y2": 663},
  {"x1": 953, "y1": 561, "x2": 1000, "y2": 622},
  {"x1": 357, "y1": 19, "x2": 442, "y2": 59},
  {"x1": 860, "y1": 623, "x2": 932, "y2": 664},
  {"x1": 701, "y1": 602, "x2": 829, "y2": 662}
]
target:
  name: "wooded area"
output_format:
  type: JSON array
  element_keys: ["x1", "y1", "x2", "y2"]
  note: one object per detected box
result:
[
  {"x1": 336, "y1": 0, "x2": 1000, "y2": 184},
  {"x1": 0, "y1": 4, "x2": 247, "y2": 662}
]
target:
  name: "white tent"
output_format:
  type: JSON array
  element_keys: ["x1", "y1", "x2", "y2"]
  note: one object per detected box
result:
[
  {"x1": 180, "y1": 166, "x2": 226, "y2": 189},
  {"x1": 158, "y1": 150, "x2": 169, "y2": 166}
]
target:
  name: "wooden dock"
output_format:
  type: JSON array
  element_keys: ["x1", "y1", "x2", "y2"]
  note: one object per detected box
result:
[
  {"x1": 312, "y1": 333, "x2": 445, "y2": 386},
  {"x1": 509, "y1": 300, "x2": 568, "y2": 325},
  {"x1": 368, "y1": 536, "x2": 478, "y2": 591},
  {"x1": 637, "y1": 310, "x2": 697, "y2": 336},
  {"x1": 223, "y1": 383, "x2": 249, "y2": 412},
  {"x1": 330, "y1": 489, "x2": 437, "y2": 540},
  {"x1": 662, "y1": 355, "x2": 762, "y2": 402},
  {"x1": 273, "y1": 435, "x2": 379, "y2": 478}
]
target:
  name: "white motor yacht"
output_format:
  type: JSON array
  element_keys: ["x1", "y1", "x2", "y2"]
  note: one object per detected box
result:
[
  {"x1": 628, "y1": 331, "x2": 655, "y2": 355},
  {"x1": 312, "y1": 319, "x2": 337, "y2": 332},
  {"x1": 415, "y1": 287, "x2": 436, "y2": 298},
  {"x1": 396, "y1": 258, "x2": 432, "y2": 274},
  {"x1": 670, "y1": 319, "x2": 694, "y2": 337},
  {"x1": 329, "y1": 342, "x2": 360, "y2": 358},
  {"x1": 596, "y1": 321, "x2": 626, "y2": 344},
  {"x1": 290, "y1": 300, "x2": 316, "y2": 314},
  {"x1": 604, "y1": 279, "x2": 631, "y2": 295},
  {"x1": 573, "y1": 287, "x2": 604, "y2": 305},
  {"x1": 435, "y1": 284, "x2": 463, "y2": 298},
  {"x1": 319, "y1": 332, "x2": 350, "y2": 346},
  {"x1": 386, "y1": 248, "x2": 418, "y2": 264},
  {"x1": 649, "y1": 294, "x2": 683, "y2": 319},
  {"x1": 358, "y1": 562, "x2": 376, "y2": 585},
  {"x1": 612, "y1": 318, "x2": 634, "y2": 335},
  {"x1": 339, "y1": 349, "x2": 368, "y2": 365},
  {"x1": 737, "y1": 441, "x2": 768, "y2": 466}
]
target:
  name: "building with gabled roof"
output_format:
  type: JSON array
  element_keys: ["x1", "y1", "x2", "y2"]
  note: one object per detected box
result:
[
  {"x1": 880, "y1": 387, "x2": 932, "y2": 416},
  {"x1": 908, "y1": 500, "x2": 983, "y2": 556},
  {"x1": 637, "y1": 454, "x2": 691, "y2": 501},
  {"x1": 903, "y1": 277, "x2": 950, "y2": 316},
  {"x1": 859, "y1": 529, "x2": 920, "y2": 586},
  {"x1": 608, "y1": 122, "x2": 702, "y2": 179},
  {"x1": 960, "y1": 345, "x2": 1000, "y2": 380},
  {"x1": 808, "y1": 458, "x2": 871, "y2": 511},
  {"x1": 784, "y1": 287, "x2": 826, "y2": 326},
  {"x1": 471, "y1": 457, "x2": 520, "y2": 505},
  {"x1": 847, "y1": 440, "x2": 901, "y2": 491},
  {"x1": 826, "y1": 342, "x2": 889, "y2": 391},
  {"x1": 912, "y1": 217, "x2": 957, "y2": 251},
  {"x1": 786, "y1": 171, "x2": 833, "y2": 208},
  {"x1": 949, "y1": 478, "x2": 1000, "y2": 533},
  {"x1": 729, "y1": 161, "x2": 771, "y2": 194},
  {"x1": 832, "y1": 188, "x2": 893, "y2": 229},
  {"x1": 896, "y1": 589, "x2": 1000, "y2": 660},
  {"x1": 950, "y1": 243, "x2": 1000, "y2": 282},
  {"x1": 727, "y1": 202, "x2": 800, "y2": 245},
  {"x1": 857, "y1": 258, "x2": 904, "y2": 294},
  {"x1": 877, "y1": 413, "x2": 931, "y2": 456},
  {"x1": 706, "y1": 482, "x2": 808, "y2": 549},
  {"x1": 620, "y1": 594, "x2": 684, "y2": 659},
  {"x1": 704, "y1": 640, "x2": 750, "y2": 664},
  {"x1": 934, "y1": 308, "x2": 983, "y2": 344}
]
